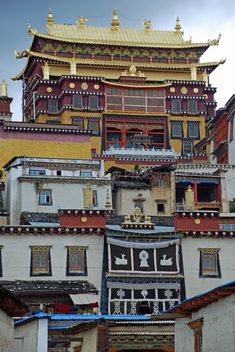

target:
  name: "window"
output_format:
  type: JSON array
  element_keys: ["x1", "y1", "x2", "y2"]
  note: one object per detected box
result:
[
  {"x1": 88, "y1": 118, "x2": 100, "y2": 135},
  {"x1": 183, "y1": 140, "x2": 194, "y2": 155},
  {"x1": 89, "y1": 96, "x2": 99, "y2": 110},
  {"x1": 199, "y1": 249, "x2": 221, "y2": 278},
  {"x1": 39, "y1": 190, "x2": 52, "y2": 206},
  {"x1": 157, "y1": 202, "x2": 165, "y2": 214},
  {"x1": 171, "y1": 121, "x2": 183, "y2": 138},
  {"x1": 93, "y1": 190, "x2": 98, "y2": 207},
  {"x1": 188, "y1": 122, "x2": 199, "y2": 139},
  {"x1": 29, "y1": 169, "x2": 46, "y2": 176},
  {"x1": 230, "y1": 116, "x2": 234, "y2": 142},
  {"x1": 66, "y1": 246, "x2": 87, "y2": 275},
  {"x1": 188, "y1": 100, "x2": 198, "y2": 114},
  {"x1": 73, "y1": 95, "x2": 83, "y2": 109},
  {"x1": 171, "y1": 100, "x2": 181, "y2": 113},
  {"x1": 72, "y1": 117, "x2": 84, "y2": 129},
  {"x1": 188, "y1": 318, "x2": 203, "y2": 352},
  {"x1": 56, "y1": 170, "x2": 62, "y2": 176},
  {"x1": 133, "y1": 199, "x2": 144, "y2": 213},
  {"x1": 80, "y1": 170, "x2": 92, "y2": 177},
  {"x1": 48, "y1": 99, "x2": 58, "y2": 113},
  {"x1": 47, "y1": 120, "x2": 60, "y2": 125},
  {"x1": 0, "y1": 246, "x2": 2, "y2": 277},
  {"x1": 30, "y1": 246, "x2": 52, "y2": 276}
]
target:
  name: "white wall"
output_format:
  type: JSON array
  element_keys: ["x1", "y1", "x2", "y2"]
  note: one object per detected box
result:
[
  {"x1": 71, "y1": 326, "x2": 97, "y2": 352},
  {"x1": 182, "y1": 237, "x2": 235, "y2": 298},
  {"x1": 0, "y1": 308, "x2": 14, "y2": 352},
  {"x1": 175, "y1": 294, "x2": 235, "y2": 352},
  {"x1": 0, "y1": 233, "x2": 104, "y2": 291}
]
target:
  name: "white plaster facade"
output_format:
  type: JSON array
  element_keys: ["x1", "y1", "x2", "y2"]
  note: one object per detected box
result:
[
  {"x1": 182, "y1": 236, "x2": 235, "y2": 298},
  {"x1": 0, "y1": 232, "x2": 104, "y2": 291},
  {"x1": 0, "y1": 308, "x2": 14, "y2": 352},
  {"x1": 4, "y1": 157, "x2": 111, "y2": 224},
  {"x1": 14, "y1": 318, "x2": 48, "y2": 352},
  {"x1": 175, "y1": 294, "x2": 235, "y2": 352}
]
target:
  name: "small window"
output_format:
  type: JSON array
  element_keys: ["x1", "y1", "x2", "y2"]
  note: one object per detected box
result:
[
  {"x1": 29, "y1": 169, "x2": 46, "y2": 176},
  {"x1": 171, "y1": 121, "x2": 183, "y2": 138},
  {"x1": 171, "y1": 100, "x2": 181, "y2": 113},
  {"x1": 89, "y1": 96, "x2": 99, "y2": 110},
  {"x1": 157, "y1": 202, "x2": 165, "y2": 214},
  {"x1": 56, "y1": 170, "x2": 62, "y2": 176},
  {"x1": 134, "y1": 199, "x2": 144, "y2": 213},
  {"x1": 88, "y1": 118, "x2": 100, "y2": 135},
  {"x1": 188, "y1": 123, "x2": 199, "y2": 139},
  {"x1": 73, "y1": 95, "x2": 83, "y2": 109},
  {"x1": 199, "y1": 249, "x2": 221, "y2": 278},
  {"x1": 183, "y1": 140, "x2": 194, "y2": 155},
  {"x1": 72, "y1": 117, "x2": 84, "y2": 129},
  {"x1": 66, "y1": 246, "x2": 87, "y2": 275},
  {"x1": 30, "y1": 246, "x2": 52, "y2": 276},
  {"x1": 0, "y1": 246, "x2": 2, "y2": 277},
  {"x1": 93, "y1": 190, "x2": 98, "y2": 207},
  {"x1": 188, "y1": 100, "x2": 198, "y2": 114},
  {"x1": 39, "y1": 190, "x2": 52, "y2": 206},
  {"x1": 80, "y1": 170, "x2": 92, "y2": 177},
  {"x1": 47, "y1": 120, "x2": 60, "y2": 125},
  {"x1": 48, "y1": 99, "x2": 58, "y2": 113}
]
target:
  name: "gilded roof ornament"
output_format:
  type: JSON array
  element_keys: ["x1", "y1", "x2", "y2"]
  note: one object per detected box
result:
[
  {"x1": 0, "y1": 80, "x2": 8, "y2": 97},
  {"x1": 111, "y1": 8, "x2": 120, "y2": 31},
  {"x1": 14, "y1": 49, "x2": 29, "y2": 59},
  {"x1": 121, "y1": 65, "x2": 146, "y2": 78},
  {"x1": 175, "y1": 16, "x2": 183, "y2": 34},
  {"x1": 122, "y1": 207, "x2": 154, "y2": 229},
  {"x1": 47, "y1": 9, "x2": 54, "y2": 25},
  {"x1": 143, "y1": 19, "x2": 152, "y2": 30},
  {"x1": 76, "y1": 16, "x2": 87, "y2": 27},
  {"x1": 27, "y1": 23, "x2": 37, "y2": 36},
  {"x1": 208, "y1": 33, "x2": 221, "y2": 46}
]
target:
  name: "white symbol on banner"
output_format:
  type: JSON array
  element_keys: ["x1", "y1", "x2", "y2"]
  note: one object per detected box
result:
[
  {"x1": 130, "y1": 301, "x2": 137, "y2": 315},
  {"x1": 153, "y1": 301, "x2": 159, "y2": 314},
  {"x1": 139, "y1": 250, "x2": 149, "y2": 267},
  {"x1": 113, "y1": 301, "x2": 121, "y2": 314},
  {"x1": 115, "y1": 253, "x2": 128, "y2": 265},
  {"x1": 141, "y1": 290, "x2": 148, "y2": 299},
  {"x1": 117, "y1": 289, "x2": 125, "y2": 299},
  {"x1": 160, "y1": 254, "x2": 173, "y2": 266},
  {"x1": 169, "y1": 301, "x2": 176, "y2": 309},
  {"x1": 164, "y1": 289, "x2": 173, "y2": 299}
]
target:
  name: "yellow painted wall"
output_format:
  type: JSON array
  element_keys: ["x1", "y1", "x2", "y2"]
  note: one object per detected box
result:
[
  {"x1": 168, "y1": 115, "x2": 207, "y2": 155},
  {"x1": 0, "y1": 139, "x2": 91, "y2": 180}
]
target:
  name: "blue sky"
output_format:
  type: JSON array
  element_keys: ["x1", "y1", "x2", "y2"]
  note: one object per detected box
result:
[{"x1": 1, "y1": 0, "x2": 235, "y2": 119}]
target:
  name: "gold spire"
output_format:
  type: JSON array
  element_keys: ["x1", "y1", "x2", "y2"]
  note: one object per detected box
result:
[
  {"x1": 0, "y1": 80, "x2": 8, "y2": 97},
  {"x1": 175, "y1": 16, "x2": 182, "y2": 33},
  {"x1": 111, "y1": 9, "x2": 120, "y2": 30},
  {"x1": 47, "y1": 9, "x2": 54, "y2": 25},
  {"x1": 143, "y1": 19, "x2": 152, "y2": 30},
  {"x1": 76, "y1": 16, "x2": 87, "y2": 27}
]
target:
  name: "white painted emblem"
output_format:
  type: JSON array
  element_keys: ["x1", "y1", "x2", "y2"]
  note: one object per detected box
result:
[
  {"x1": 139, "y1": 250, "x2": 149, "y2": 267},
  {"x1": 115, "y1": 253, "x2": 128, "y2": 265},
  {"x1": 160, "y1": 254, "x2": 173, "y2": 266}
]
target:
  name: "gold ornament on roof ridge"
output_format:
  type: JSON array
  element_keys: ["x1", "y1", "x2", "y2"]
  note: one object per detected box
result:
[
  {"x1": 77, "y1": 16, "x2": 88, "y2": 27},
  {"x1": 47, "y1": 9, "x2": 54, "y2": 25},
  {"x1": 175, "y1": 16, "x2": 183, "y2": 34},
  {"x1": 122, "y1": 207, "x2": 154, "y2": 229},
  {"x1": 111, "y1": 9, "x2": 120, "y2": 31},
  {"x1": 144, "y1": 20, "x2": 152, "y2": 30}
]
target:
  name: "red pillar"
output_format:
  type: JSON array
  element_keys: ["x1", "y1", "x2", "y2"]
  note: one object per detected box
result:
[{"x1": 194, "y1": 182, "x2": 198, "y2": 204}]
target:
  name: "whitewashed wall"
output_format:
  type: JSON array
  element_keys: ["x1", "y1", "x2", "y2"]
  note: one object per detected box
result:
[
  {"x1": 182, "y1": 237, "x2": 235, "y2": 298},
  {"x1": 175, "y1": 294, "x2": 235, "y2": 352},
  {"x1": 14, "y1": 319, "x2": 40, "y2": 352},
  {"x1": 0, "y1": 308, "x2": 14, "y2": 352},
  {"x1": 0, "y1": 233, "x2": 104, "y2": 291}
]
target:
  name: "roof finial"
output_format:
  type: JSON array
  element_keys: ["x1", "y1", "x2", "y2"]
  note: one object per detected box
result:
[
  {"x1": 175, "y1": 16, "x2": 182, "y2": 33},
  {"x1": 47, "y1": 9, "x2": 54, "y2": 25},
  {"x1": 76, "y1": 16, "x2": 87, "y2": 27},
  {"x1": 143, "y1": 19, "x2": 152, "y2": 30},
  {"x1": 111, "y1": 8, "x2": 120, "y2": 30},
  {"x1": 0, "y1": 80, "x2": 8, "y2": 97}
]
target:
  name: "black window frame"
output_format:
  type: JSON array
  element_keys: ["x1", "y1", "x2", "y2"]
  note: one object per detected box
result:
[
  {"x1": 47, "y1": 99, "x2": 58, "y2": 113},
  {"x1": 171, "y1": 121, "x2": 184, "y2": 138},
  {"x1": 199, "y1": 249, "x2": 221, "y2": 278},
  {"x1": 30, "y1": 246, "x2": 52, "y2": 277},
  {"x1": 66, "y1": 246, "x2": 87, "y2": 276},
  {"x1": 38, "y1": 189, "x2": 53, "y2": 206}
]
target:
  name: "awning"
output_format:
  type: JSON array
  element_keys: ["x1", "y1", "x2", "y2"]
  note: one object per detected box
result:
[{"x1": 69, "y1": 294, "x2": 99, "y2": 305}]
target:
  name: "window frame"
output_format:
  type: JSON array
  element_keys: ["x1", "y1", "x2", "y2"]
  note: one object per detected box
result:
[
  {"x1": 38, "y1": 189, "x2": 53, "y2": 206},
  {"x1": 171, "y1": 121, "x2": 183, "y2": 138},
  {"x1": 92, "y1": 190, "x2": 98, "y2": 207},
  {"x1": 89, "y1": 96, "x2": 99, "y2": 110},
  {"x1": 87, "y1": 117, "x2": 100, "y2": 135},
  {"x1": 66, "y1": 246, "x2": 87, "y2": 276},
  {"x1": 171, "y1": 99, "x2": 181, "y2": 114},
  {"x1": 188, "y1": 100, "x2": 198, "y2": 114},
  {"x1": 188, "y1": 122, "x2": 200, "y2": 139},
  {"x1": 199, "y1": 249, "x2": 221, "y2": 278},
  {"x1": 47, "y1": 99, "x2": 58, "y2": 113},
  {"x1": 29, "y1": 169, "x2": 46, "y2": 176},
  {"x1": 80, "y1": 170, "x2": 92, "y2": 178},
  {"x1": 73, "y1": 95, "x2": 83, "y2": 109},
  {"x1": 71, "y1": 116, "x2": 84, "y2": 129},
  {"x1": 30, "y1": 246, "x2": 52, "y2": 277},
  {"x1": 182, "y1": 139, "x2": 194, "y2": 155}
]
